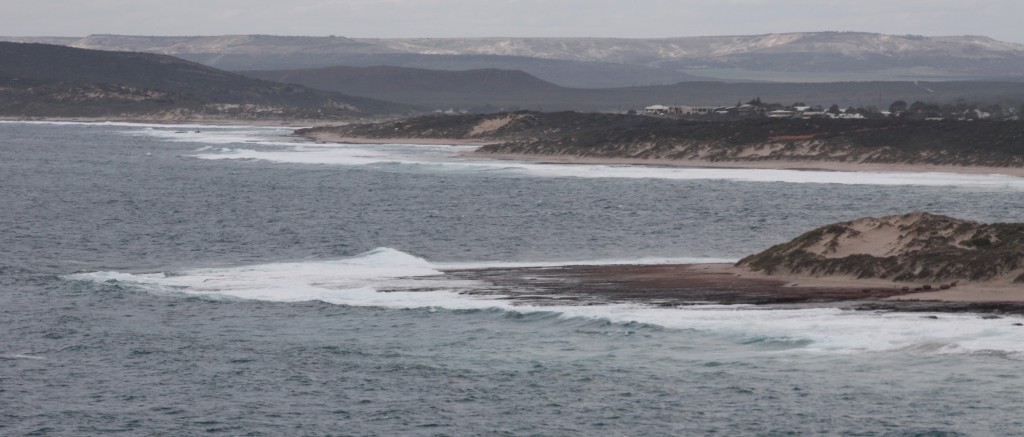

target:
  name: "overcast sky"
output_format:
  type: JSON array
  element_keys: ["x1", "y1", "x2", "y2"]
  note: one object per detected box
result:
[{"x1": 5, "y1": 0, "x2": 1023, "y2": 43}]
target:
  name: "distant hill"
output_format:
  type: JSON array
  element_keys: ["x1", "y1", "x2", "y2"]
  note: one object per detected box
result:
[
  {"x1": 243, "y1": 64, "x2": 1024, "y2": 112},
  {"x1": 242, "y1": 66, "x2": 566, "y2": 112},
  {"x1": 0, "y1": 42, "x2": 414, "y2": 120},
  {"x1": 218, "y1": 53, "x2": 709, "y2": 89},
  {"x1": 7, "y1": 32, "x2": 1024, "y2": 86}
]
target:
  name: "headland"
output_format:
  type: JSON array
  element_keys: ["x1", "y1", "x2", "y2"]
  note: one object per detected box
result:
[
  {"x1": 297, "y1": 111, "x2": 1024, "y2": 176},
  {"x1": 441, "y1": 213, "x2": 1024, "y2": 315}
]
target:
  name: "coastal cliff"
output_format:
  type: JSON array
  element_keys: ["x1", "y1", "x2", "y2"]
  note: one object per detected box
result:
[
  {"x1": 737, "y1": 213, "x2": 1024, "y2": 284},
  {"x1": 298, "y1": 111, "x2": 1024, "y2": 168}
]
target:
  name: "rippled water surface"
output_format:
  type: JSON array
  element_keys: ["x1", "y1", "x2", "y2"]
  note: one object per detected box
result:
[{"x1": 3, "y1": 121, "x2": 1024, "y2": 435}]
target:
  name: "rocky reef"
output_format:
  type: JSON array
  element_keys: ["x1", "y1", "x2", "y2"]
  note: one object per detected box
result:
[{"x1": 737, "y1": 213, "x2": 1024, "y2": 283}]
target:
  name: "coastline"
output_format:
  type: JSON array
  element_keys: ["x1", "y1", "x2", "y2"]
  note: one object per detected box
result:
[
  {"x1": 446, "y1": 262, "x2": 1024, "y2": 314},
  {"x1": 15, "y1": 123, "x2": 1018, "y2": 312},
  {"x1": 468, "y1": 151, "x2": 1024, "y2": 177},
  {"x1": 293, "y1": 132, "x2": 1024, "y2": 177}
]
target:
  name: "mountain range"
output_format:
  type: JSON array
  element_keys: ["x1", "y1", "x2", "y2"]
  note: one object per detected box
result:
[{"x1": 5, "y1": 32, "x2": 1024, "y2": 87}]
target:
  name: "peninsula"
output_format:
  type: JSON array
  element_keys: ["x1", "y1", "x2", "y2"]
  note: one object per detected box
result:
[
  {"x1": 442, "y1": 213, "x2": 1024, "y2": 314},
  {"x1": 298, "y1": 111, "x2": 1024, "y2": 175}
]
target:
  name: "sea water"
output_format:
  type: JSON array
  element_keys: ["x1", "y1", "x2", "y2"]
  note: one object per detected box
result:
[{"x1": 3, "y1": 121, "x2": 1024, "y2": 435}]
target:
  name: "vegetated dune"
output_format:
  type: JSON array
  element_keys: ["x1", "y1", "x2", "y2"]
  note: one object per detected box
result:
[
  {"x1": 441, "y1": 213, "x2": 1024, "y2": 309},
  {"x1": 738, "y1": 212, "x2": 1024, "y2": 284},
  {"x1": 299, "y1": 111, "x2": 1024, "y2": 168}
]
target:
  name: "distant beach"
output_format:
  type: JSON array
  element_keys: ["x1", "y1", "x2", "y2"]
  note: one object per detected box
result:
[
  {"x1": 298, "y1": 131, "x2": 1024, "y2": 178},
  {"x1": 468, "y1": 151, "x2": 1024, "y2": 178}
]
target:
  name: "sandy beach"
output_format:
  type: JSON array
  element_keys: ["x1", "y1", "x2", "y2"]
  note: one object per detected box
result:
[
  {"x1": 304, "y1": 132, "x2": 500, "y2": 146},
  {"x1": 292, "y1": 132, "x2": 1024, "y2": 177},
  {"x1": 469, "y1": 151, "x2": 1024, "y2": 177}
]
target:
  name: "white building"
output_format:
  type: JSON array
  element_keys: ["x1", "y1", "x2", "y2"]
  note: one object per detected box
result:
[{"x1": 644, "y1": 104, "x2": 717, "y2": 116}]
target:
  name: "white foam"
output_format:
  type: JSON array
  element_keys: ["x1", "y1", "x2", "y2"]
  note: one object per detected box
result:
[
  {"x1": 67, "y1": 248, "x2": 452, "y2": 302},
  {"x1": 0, "y1": 120, "x2": 286, "y2": 130},
  {"x1": 512, "y1": 163, "x2": 1024, "y2": 189},
  {"x1": 86, "y1": 122, "x2": 1022, "y2": 189},
  {"x1": 616, "y1": 306, "x2": 1024, "y2": 355},
  {"x1": 194, "y1": 146, "x2": 396, "y2": 165},
  {"x1": 0, "y1": 354, "x2": 46, "y2": 360},
  {"x1": 186, "y1": 140, "x2": 1024, "y2": 189},
  {"x1": 193, "y1": 143, "x2": 475, "y2": 167},
  {"x1": 10, "y1": 120, "x2": 1024, "y2": 189},
  {"x1": 433, "y1": 256, "x2": 738, "y2": 270},
  {"x1": 63, "y1": 249, "x2": 1024, "y2": 356},
  {"x1": 64, "y1": 248, "x2": 728, "y2": 304},
  {"x1": 128, "y1": 125, "x2": 300, "y2": 147}
]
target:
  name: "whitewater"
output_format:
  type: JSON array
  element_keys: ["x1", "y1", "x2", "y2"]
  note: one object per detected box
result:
[
  {"x1": 4, "y1": 121, "x2": 1024, "y2": 435},
  {"x1": 67, "y1": 247, "x2": 1024, "y2": 357}
]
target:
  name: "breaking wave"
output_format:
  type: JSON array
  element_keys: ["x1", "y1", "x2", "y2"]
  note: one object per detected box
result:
[{"x1": 64, "y1": 249, "x2": 1024, "y2": 357}]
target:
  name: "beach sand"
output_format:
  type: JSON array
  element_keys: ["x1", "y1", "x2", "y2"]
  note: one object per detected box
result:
[
  {"x1": 305, "y1": 132, "x2": 500, "y2": 146},
  {"x1": 469, "y1": 152, "x2": 1024, "y2": 177},
  {"x1": 294, "y1": 133, "x2": 1024, "y2": 177}
]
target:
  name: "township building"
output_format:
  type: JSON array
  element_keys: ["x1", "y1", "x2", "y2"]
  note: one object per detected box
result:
[
  {"x1": 645, "y1": 103, "x2": 867, "y2": 119},
  {"x1": 644, "y1": 105, "x2": 718, "y2": 116}
]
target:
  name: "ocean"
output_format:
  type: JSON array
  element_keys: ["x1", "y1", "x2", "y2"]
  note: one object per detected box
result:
[{"x1": 3, "y1": 121, "x2": 1024, "y2": 435}]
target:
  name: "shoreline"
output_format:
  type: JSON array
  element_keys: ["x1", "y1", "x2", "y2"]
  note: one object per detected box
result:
[
  {"x1": 294, "y1": 132, "x2": 1024, "y2": 177},
  {"x1": 444, "y1": 262, "x2": 1024, "y2": 314},
  {"x1": 15, "y1": 123, "x2": 1020, "y2": 312},
  {"x1": 469, "y1": 151, "x2": 1024, "y2": 177},
  {"x1": 0, "y1": 116, "x2": 354, "y2": 127},
  {"x1": 20, "y1": 122, "x2": 1024, "y2": 177},
  {"x1": 302, "y1": 131, "x2": 501, "y2": 146}
]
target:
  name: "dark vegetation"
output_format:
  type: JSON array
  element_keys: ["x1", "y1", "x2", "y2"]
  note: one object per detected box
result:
[
  {"x1": 0, "y1": 42, "x2": 414, "y2": 119},
  {"x1": 738, "y1": 213, "x2": 1024, "y2": 283},
  {"x1": 301, "y1": 111, "x2": 1024, "y2": 167},
  {"x1": 242, "y1": 66, "x2": 565, "y2": 113}
]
